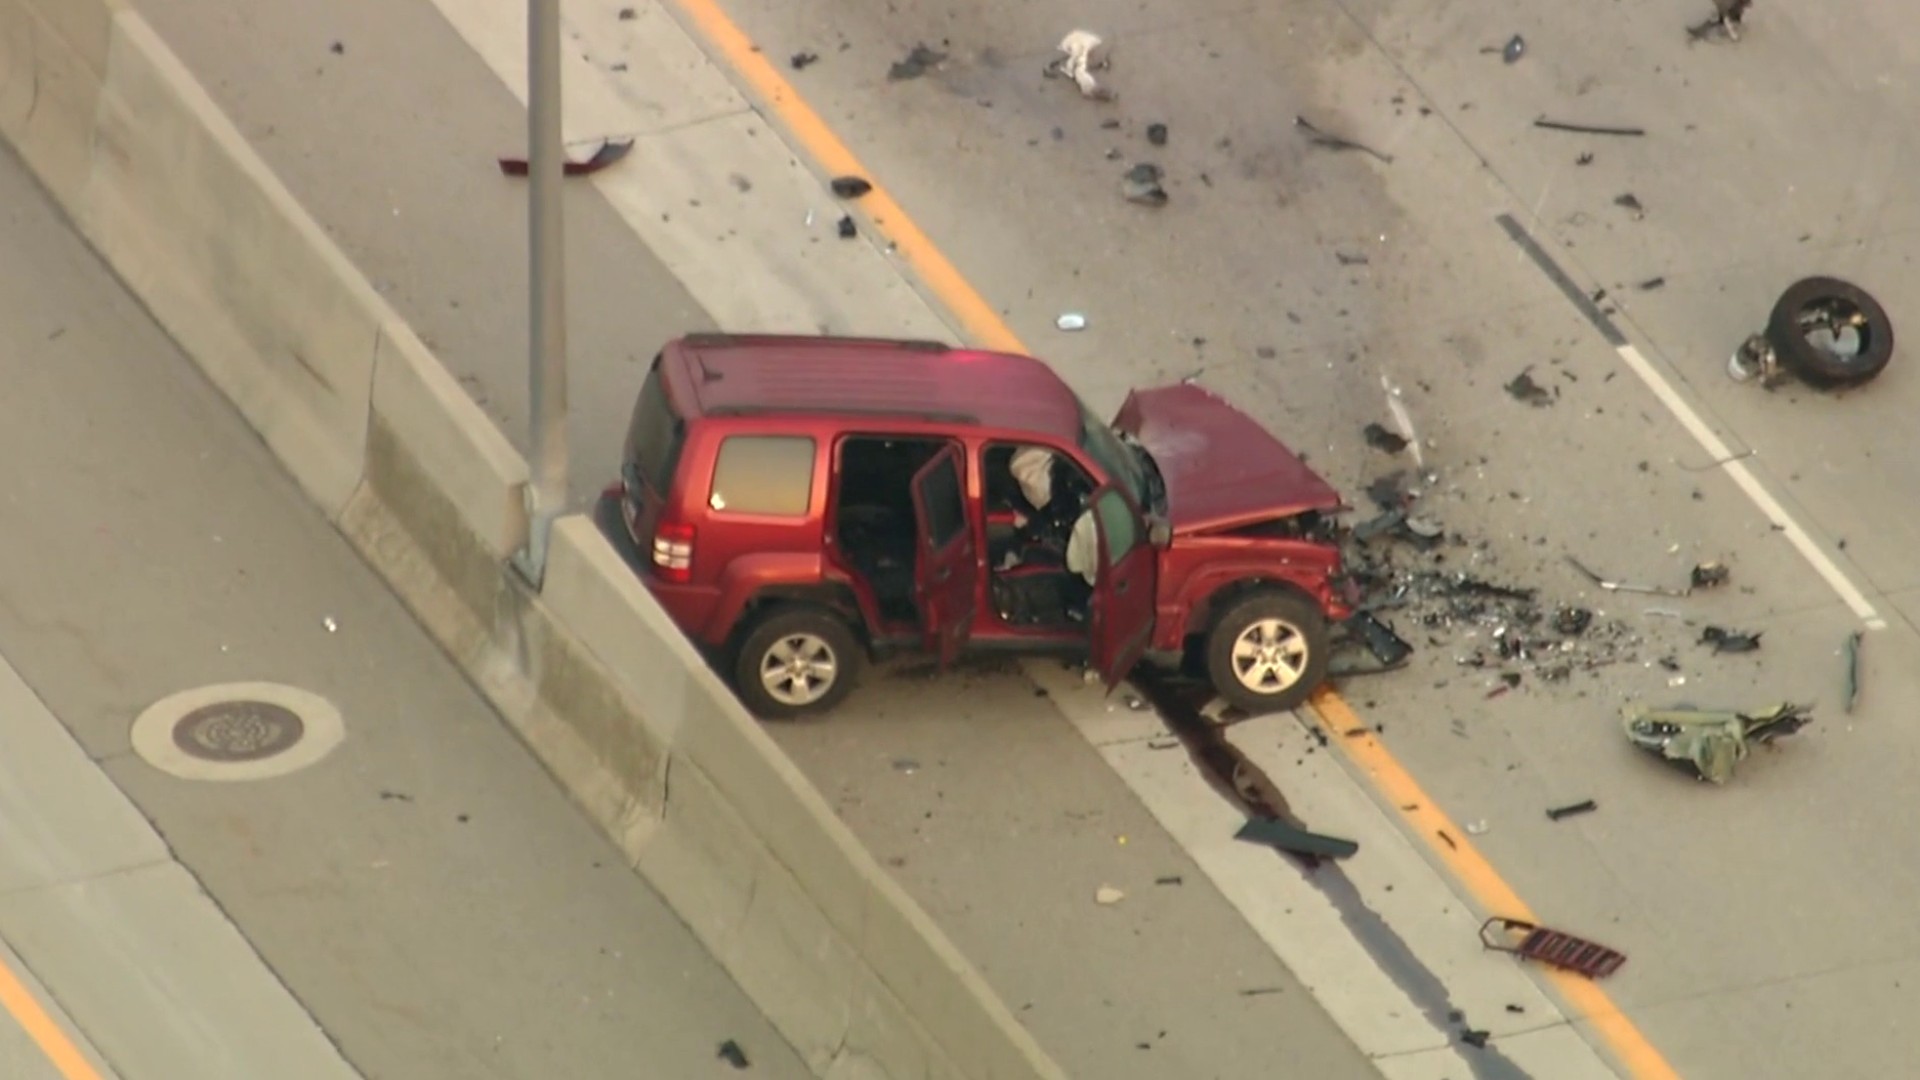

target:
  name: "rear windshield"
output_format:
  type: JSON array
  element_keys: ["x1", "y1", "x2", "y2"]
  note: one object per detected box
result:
[{"x1": 624, "y1": 357, "x2": 685, "y2": 495}]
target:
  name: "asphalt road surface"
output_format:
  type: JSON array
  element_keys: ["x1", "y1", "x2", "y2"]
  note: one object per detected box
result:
[
  {"x1": 0, "y1": 140, "x2": 805, "y2": 1077},
  {"x1": 131, "y1": 0, "x2": 1920, "y2": 1077}
]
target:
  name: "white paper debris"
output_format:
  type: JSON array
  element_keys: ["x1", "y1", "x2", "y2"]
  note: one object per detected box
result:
[
  {"x1": 1056, "y1": 312, "x2": 1088, "y2": 331},
  {"x1": 1052, "y1": 30, "x2": 1113, "y2": 99},
  {"x1": 1095, "y1": 884, "x2": 1126, "y2": 905}
]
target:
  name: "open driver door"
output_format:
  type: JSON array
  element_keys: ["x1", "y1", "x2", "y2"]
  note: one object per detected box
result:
[
  {"x1": 909, "y1": 444, "x2": 979, "y2": 669},
  {"x1": 1086, "y1": 486, "x2": 1157, "y2": 690}
]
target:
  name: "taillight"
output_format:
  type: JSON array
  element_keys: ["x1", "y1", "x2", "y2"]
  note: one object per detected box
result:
[{"x1": 651, "y1": 522, "x2": 695, "y2": 583}]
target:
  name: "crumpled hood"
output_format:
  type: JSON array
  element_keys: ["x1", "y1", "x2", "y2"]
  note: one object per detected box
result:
[{"x1": 1113, "y1": 383, "x2": 1344, "y2": 534}]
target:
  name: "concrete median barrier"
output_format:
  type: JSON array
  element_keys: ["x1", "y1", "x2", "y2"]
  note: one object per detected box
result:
[{"x1": 0, "y1": 1, "x2": 1063, "y2": 1076}]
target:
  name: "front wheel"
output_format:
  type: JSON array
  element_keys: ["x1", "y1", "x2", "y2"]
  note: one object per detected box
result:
[
  {"x1": 731, "y1": 605, "x2": 864, "y2": 720},
  {"x1": 1205, "y1": 590, "x2": 1330, "y2": 715}
]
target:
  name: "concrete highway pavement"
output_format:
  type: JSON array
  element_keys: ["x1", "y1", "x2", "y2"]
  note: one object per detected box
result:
[
  {"x1": 126, "y1": 0, "x2": 1920, "y2": 1077},
  {"x1": 0, "y1": 142, "x2": 807, "y2": 1077},
  {"x1": 665, "y1": 0, "x2": 1920, "y2": 1074}
]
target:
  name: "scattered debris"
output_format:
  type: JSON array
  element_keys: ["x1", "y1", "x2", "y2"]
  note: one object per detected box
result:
[
  {"x1": 1503, "y1": 369, "x2": 1554, "y2": 406},
  {"x1": 1121, "y1": 162, "x2": 1168, "y2": 206},
  {"x1": 617, "y1": 7, "x2": 636, "y2": 19},
  {"x1": 1465, "y1": 819, "x2": 1490, "y2": 836},
  {"x1": 790, "y1": 51, "x2": 819, "y2": 70},
  {"x1": 891, "y1": 758, "x2": 920, "y2": 773},
  {"x1": 1461, "y1": 1028, "x2": 1492, "y2": 1048},
  {"x1": 1493, "y1": 34, "x2": 1526, "y2": 63},
  {"x1": 1576, "y1": 152, "x2": 1594, "y2": 166},
  {"x1": 1638, "y1": 276, "x2": 1666, "y2": 291},
  {"x1": 1844, "y1": 630, "x2": 1863, "y2": 714},
  {"x1": 717, "y1": 1039, "x2": 751, "y2": 1069},
  {"x1": 1294, "y1": 115, "x2": 1394, "y2": 164},
  {"x1": 1546, "y1": 799, "x2": 1597, "y2": 821},
  {"x1": 1095, "y1": 884, "x2": 1126, "y2": 905},
  {"x1": 1239, "y1": 986, "x2": 1285, "y2": 997},
  {"x1": 1552, "y1": 607, "x2": 1593, "y2": 636},
  {"x1": 1380, "y1": 373, "x2": 1424, "y2": 468},
  {"x1": 1045, "y1": 30, "x2": 1114, "y2": 100},
  {"x1": 1505, "y1": 1004, "x2": 1527, "y2": 1014},
  {"x1": 1690, "y1": 561, "x2": 1730, "y2": 589},
  {"x1": 1700, "y1": 625, "x2": 1762, "y2": 654},
  {"x1": 1146, "y1": 122, "x2": 1168, "y2": 146},
  {"x1": 329, "y1": 40, "x2": 346, "y2": 56},
  {"x1": 1235, "y1": 817, "x2": 1359, "y2": 859},
  {"x1": 830, "y1": 175, "x2": 873, "y2": 199},
  {"x1": 1056, "y1": 312, "x2": 1088, "y2": 331},
  {"x1": 496, "y1": 137, "x2": 634, "y2": 177},
  {"x1": 836, "y1": 214, "x2": 857, "y2": 239},
  {"x1": 1336, "y1": 251, "x2": 1371, "y2": 266},
  {"x1": 1622, "y1": 702, "x2": 1812, "y2": 784},
  {"x1": 378, "y1": 789, "x2": 413, "y2": 802},
  {"x1": 322, "y1": 615, "x2": 338, "y2": 633},
  {"x1": 1363, "y1": 422, "x2": 1409, "y2": 454},
  {"x1": 1481, "y1": 917, "x2": 1627, "y2": 979},
  {"x1": 1534, "y1": 117, "x2": 1646, "y2": 137},
  {"x1": 1688, "y1": 0, "x2": 1753, "y2": 42},
  {"x1": 1614, "y1": 193, "x2": 1645, "y2": 217},
  {"x1": 1155, "y1": 874, "x2": 1184, "y2": 886},
  {"x1": 1565, "y1": 555, "x2": 1691, "y2": 597},
  {"x1": 887, "y1": 43, "x2": 948, "y2": 81}
]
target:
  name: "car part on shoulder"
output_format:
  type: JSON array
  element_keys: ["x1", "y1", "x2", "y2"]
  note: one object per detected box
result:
[
  {"x1": 497, "y1": 137, "x2": 633, "y2": 177},
  {"x1": 1480, "y1": 917, "x2": 1627, "y2": 980},
  {"x1": 1733, "y1": 276, "x2": 1894, "y2": 390},
  {"x1": 1326, "y1": 610, "x2": 1415, "y2": 678},
  {"x1": 1622, "y1": 702, "x2": 1812, "y2": 784},
  {"x1": 1205, "y1": 589, "x2": 1331, "y2": 714},
  {"x1": 731, "y1": 604, "x2": 865, "y2": 720},
  {"x1": 1234, "y1": 817, "x2": 1358, "y2": 859}
]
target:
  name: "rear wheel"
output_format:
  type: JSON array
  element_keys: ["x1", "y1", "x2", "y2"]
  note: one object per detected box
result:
[
  {"x1": 731, "y1": 605, "x2": 864, "y2": 720},
  {"x1": 1206, "y1": 589, "x2": 1329, "y2": 715}
]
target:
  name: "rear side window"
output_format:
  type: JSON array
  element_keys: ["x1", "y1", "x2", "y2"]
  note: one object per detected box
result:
[
  {"x1": 709, "y1": 435, "x2": 816, "y2": 516},
  {"x1": 624, "y1": 361, "x2": 685, "y2": 494},
  {"x1": 918, "y1": 452, "x2": 966, "y2": 546},
  {"x1": 1094, "y1": 489, "x2": 1140, "y2": 561}
]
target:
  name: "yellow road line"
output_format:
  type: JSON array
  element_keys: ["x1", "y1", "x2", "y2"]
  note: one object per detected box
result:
[
  {"x1": 0, "y1": 951, "x2": 105, "y2": 1080},
  {"x1": 663, "y1": 1, "x2": 1682, "y2": 1075}
]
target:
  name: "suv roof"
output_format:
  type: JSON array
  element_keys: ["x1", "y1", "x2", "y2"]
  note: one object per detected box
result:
[{"x1": 665, "y1": 333, "x2": 1086, "y2": 442}]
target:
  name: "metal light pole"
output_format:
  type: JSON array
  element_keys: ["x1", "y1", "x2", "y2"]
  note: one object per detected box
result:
[{"x1": 512, "y1": 0, "x2": 570, "y2": 589}]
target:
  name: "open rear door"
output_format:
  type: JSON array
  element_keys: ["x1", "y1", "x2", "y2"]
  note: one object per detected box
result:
[
  {"x1": 1086, "y1": 486, "x2": 1158, "y2": 690},
  {"x1": 909, "y1": 444, "x2": 978, "y2": 668}
]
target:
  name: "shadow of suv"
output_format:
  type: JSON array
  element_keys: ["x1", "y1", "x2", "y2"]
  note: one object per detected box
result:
[{"x1": 597, "y1": 333, "x2": 1366, "y2": 720}]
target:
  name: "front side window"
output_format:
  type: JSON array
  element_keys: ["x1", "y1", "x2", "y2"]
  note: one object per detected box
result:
[{"x1": 709, "y1": 435, "x2": 816, "y2": 516}]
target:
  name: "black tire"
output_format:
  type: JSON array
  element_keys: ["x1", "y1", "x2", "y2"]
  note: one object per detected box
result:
[
  {"x1": 1765, "y1": 276, "x2": 1894, "y2": 387},
  {"x1": 730, "y1": 604, "x2": 864, "y2": 720},
  {"x1": 1205, "y1": 589, "x2": 1330, "y2": 716}
]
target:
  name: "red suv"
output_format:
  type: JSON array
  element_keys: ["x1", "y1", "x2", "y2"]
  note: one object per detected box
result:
[{"x1": 598, "y1": 334, "x2": 1372, "y2": 720}]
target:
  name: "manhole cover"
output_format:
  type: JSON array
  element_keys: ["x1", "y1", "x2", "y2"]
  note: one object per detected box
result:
[
  {"x1": 131, "y1": 682, "x2": 344, "y2": 782},
  {"x1": 172, "y1": 701, "x2": 307, "y2": 762}
]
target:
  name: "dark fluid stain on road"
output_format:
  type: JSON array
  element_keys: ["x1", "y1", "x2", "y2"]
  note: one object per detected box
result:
[{"x1": 1133, "y1": 669, "x2": 1534, "y2": 1080}]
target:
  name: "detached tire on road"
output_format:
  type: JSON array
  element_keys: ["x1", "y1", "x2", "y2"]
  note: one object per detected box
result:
[
  {"x1": 731, "y1": 604, "x2": 864, "y2": 720},
  {"x1": 1205, "y1": 589, "x2": 1330, "y2": 716},
  {"x1": 1765, "y1": 276, "x2": 1894, "y2": 387}
]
